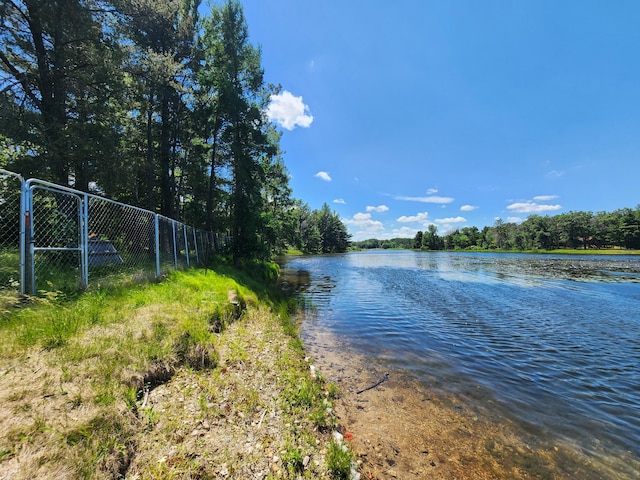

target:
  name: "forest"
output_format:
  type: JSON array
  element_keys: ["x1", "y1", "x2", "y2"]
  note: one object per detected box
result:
[
  {"x1": 352, "y1": 208, "x2": 640, "y2": 252},
  {"x1": 0, "y1": 0, "x2": 349, "y2": 261}
]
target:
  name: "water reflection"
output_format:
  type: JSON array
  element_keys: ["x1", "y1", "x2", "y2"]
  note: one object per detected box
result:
[{"x1": 280, "y1": 251, "x2": 640, "y2": 478}]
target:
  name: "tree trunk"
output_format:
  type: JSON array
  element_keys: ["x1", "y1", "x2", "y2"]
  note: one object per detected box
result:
[
  {"x1": 146, "y1": 95, "x2": 155, "y2": 212},
  {"x1": 160, "y1": 86, "x2": 173, "y2": 218}
]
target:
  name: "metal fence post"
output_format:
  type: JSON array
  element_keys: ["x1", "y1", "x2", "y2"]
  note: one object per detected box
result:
[
  {"x1": 171, "y1": 221, "x2": 176, "y2": 269},
  {"x1": 183, "y1": 224, "x2": 189, "y2": 267},
  {"x1": 155, "y1": 214, "x2": 161, "y2": 278},
  {"x1": 193, "y1": 228, "x2": 198, "y2": 264},
  {"x1": 19, "y1": 175, "x2": 26, "y2": 295},
  {"x1": 80, "y1": 193, "x2": 89, "y2": 288},
  {"x1": 26, "y1": 185, "x2": 36, "y2": 295}
]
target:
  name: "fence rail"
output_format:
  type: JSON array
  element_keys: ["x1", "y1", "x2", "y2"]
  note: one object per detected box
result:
[{"x1": 0, "y1": 169, "x2": 225, "y2": 296}]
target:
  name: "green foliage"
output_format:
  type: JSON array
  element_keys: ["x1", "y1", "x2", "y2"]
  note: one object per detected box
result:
[
  {"x1": 326, "y1": 440, "x2": 354, "y2": 479},
  {"x1": 351, "y1": 237, "x2": 413, "y2": 250},
  {"x1": 0, "y1": 249, "x2": 20, "y2": 287},
  {"x1": 292, "y1": 202, "x2": 350, "y2": 254},
  {"x1": 282, "y1": 444, "x2": 305, "y2": 474},
  {"x1": 315, "y1": 203, "x2": 351, "y2": 253}
]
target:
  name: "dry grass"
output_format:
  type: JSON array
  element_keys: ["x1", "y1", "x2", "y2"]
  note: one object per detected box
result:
[{"x1": 127, "y1": 306, "x2": 338, "y2": 479}]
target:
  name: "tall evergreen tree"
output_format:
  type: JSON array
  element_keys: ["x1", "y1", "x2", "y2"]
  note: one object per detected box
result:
[
  {"x1": 0, "y1": 0, "x2": 120, "y2": 188},
  {"x1": 115, "y1": 0, "x2": 200, "y2": 215},
  {"x1": 201, "y1": 0, "x2": 273, "y2": 264},
  {"x1": 315, "y1": 203, "x2": 350, "y2": 253}
]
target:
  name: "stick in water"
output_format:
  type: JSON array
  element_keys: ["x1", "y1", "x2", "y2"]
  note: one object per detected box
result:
[{"x1": 356, "y1": 372, "x2": 390, "y2": 394}]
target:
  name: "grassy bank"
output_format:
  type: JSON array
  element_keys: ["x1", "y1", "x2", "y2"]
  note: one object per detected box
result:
[{"x1": 0, "y1": 265, "x2": 353, "y2": 479}]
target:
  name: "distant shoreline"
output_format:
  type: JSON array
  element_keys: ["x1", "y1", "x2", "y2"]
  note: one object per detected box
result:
[{"x1": 349, "y1": 247, "x2": 640, "y2": 255}]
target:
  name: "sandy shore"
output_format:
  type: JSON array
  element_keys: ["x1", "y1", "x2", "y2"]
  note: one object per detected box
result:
[{"x1": 303, "y1": 326, "x2": 608, "y2": 479}]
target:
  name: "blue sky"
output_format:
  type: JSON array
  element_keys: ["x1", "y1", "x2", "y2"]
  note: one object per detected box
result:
[{"x1": 238, "y1": 1, "x2": 640, "y2": 241}]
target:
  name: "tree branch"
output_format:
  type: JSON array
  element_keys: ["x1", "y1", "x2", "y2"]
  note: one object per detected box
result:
[{"x1": 0, "y1": 50, "x2": 39, "y2": 107}]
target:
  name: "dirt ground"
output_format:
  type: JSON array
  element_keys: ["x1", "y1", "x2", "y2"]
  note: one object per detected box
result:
[{"x1": 303, "y1": 328, "x2": 606, "y2": 480}]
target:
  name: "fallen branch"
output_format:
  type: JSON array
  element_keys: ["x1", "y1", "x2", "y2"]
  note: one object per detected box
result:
[{"x1": 356, "y1": 373, "x2": 389, "y2": 395}]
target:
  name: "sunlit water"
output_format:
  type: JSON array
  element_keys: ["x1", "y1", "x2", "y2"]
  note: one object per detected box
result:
[{"x1": 279, "y1": 251, "x2": 640, "y2": 478}]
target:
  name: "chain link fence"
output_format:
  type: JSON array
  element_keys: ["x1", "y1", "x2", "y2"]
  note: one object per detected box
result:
[
  {"x1": 0, "y1": 169, "x2": 227, "y2": 297},
  {"x1": 0, "y1": 170, "x2": 23, "y2": 299}
]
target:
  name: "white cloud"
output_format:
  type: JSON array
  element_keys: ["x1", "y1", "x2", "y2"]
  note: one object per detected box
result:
[
  {"x1": 333, "y1": 198, "x2": 346, "y2": 204},
  {"x1": 397, "y1": 212, "x2": 429, "y2": 223},
  {"x1": 507, "y1": 201, "x2": 561, "y2": 213},
  {"x1": 315, "y1": 171, "x2": 331, "y2": 182},
  {"x1": 426, "y1": 188, "x2": 438, "y2": 194},
  {"x1": 507, "y1": 216, "x2": 523, "y2": 224},
  {"x1": 533, "y1": 195, "x2": 558, "y2": 201},
  {"x1": 546, "y1": 170, "x2": 564, "y2": 178},
  {"x1": 343, "y1": 212, "x2": 385, "y2": 241},
  {"x1": 460, "y1": 205, "x2": 478, "y2": 212},
  {"x1": 390, "y1": 226, "x2": 420, "y2": 238},
  {"x1": 351, "y1": 212, "x2": 377, "y2": 223},
  {"x1": 395, "y1": 195, "x2": 454, "y2": 204},
  {"x1": 266, "y1": 91, "x2": 314, "y2": 130},
  {"x1": 366, "y1": 205, "x2": 389, "y2": 213},
  {"x1": 432, "y1": 216, "x2": 467, "y2": 235},
  {"x1": 435, "y1": 216, "x2": 466, "y2": 224}
]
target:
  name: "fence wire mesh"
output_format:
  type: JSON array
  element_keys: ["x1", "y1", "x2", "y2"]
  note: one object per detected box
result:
[
  {"x1": 0, "y1": 170, "x2": 22, "y2": 296},
  {"x1": 88, "y1": 196, "x2": 157, "y2": 284},
  {"x1": 30, "y1": 186, "x2": 83, "y2": 292},
  {"x1": 0, "y1": 169, "x2": 227, "y2": 295}
]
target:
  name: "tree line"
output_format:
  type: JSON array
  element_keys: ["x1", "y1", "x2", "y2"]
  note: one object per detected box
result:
[
  {"x1": 0, "y1": 0, "x2": 349, "y2": 262},
  {"x1": 351, "y1": 207, "x2": 640, "y2": 252}
]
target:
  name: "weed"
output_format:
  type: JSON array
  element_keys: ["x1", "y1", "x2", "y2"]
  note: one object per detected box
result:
[
  {"x1": 309, "y1": 406, "x2": 333, "y2": 430},
  {"x1": 327, "y1": 440, "x2": 354, "y2": 479},
  {"x1": 327, "y1": 381, "x2": 340, "y2": 399},
  {"x1": 290, "y1": 376, "x2": 322, "y2": 408},
  {"x1": 95, "y1": 389, "x2": 115, "y2": 406},
  {"x1": 140, "y1": 406, "x2": 159, "y2": 427},
  {"x1": 123, "y1": 387, "x2": 138, "y2": 411},
  {"x1": 0, "y1": 448, "x2": 14, "y2": 461},
  {"x1": 282, "y1": 444, "x2": 304, "y2": 474}
]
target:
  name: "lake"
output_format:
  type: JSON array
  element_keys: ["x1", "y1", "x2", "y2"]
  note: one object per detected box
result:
[{"x1": 280, "y1": 250, "x2": 640, "y2": 478}]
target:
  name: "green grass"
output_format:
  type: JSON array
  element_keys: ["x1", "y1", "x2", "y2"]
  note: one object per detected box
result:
[
  {"x1": 326, "y1": 439, "x2": 355, "y2": 479},
  {"x1": 0, "y1": 248, "x2": 20, "y2": 286},
  {"x1": 0, "y1": 266, "x2": 262, "y2": 355},
  {"x1": 0, "y1": 266, "x2": 259, "y2": 478}
]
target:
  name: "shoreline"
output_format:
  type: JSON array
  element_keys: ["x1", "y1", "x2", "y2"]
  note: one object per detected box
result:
[
  {"x1": 301, "y1": 324, "x2": 618, "y2": 479},
  {"x1": 347, "y1": 247, "x2": 640, "y2": 255}
]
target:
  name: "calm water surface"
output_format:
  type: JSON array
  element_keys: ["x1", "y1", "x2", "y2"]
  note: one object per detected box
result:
[{"x1": 280, "y1": 251, "x2": 640, "y2": 478}]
